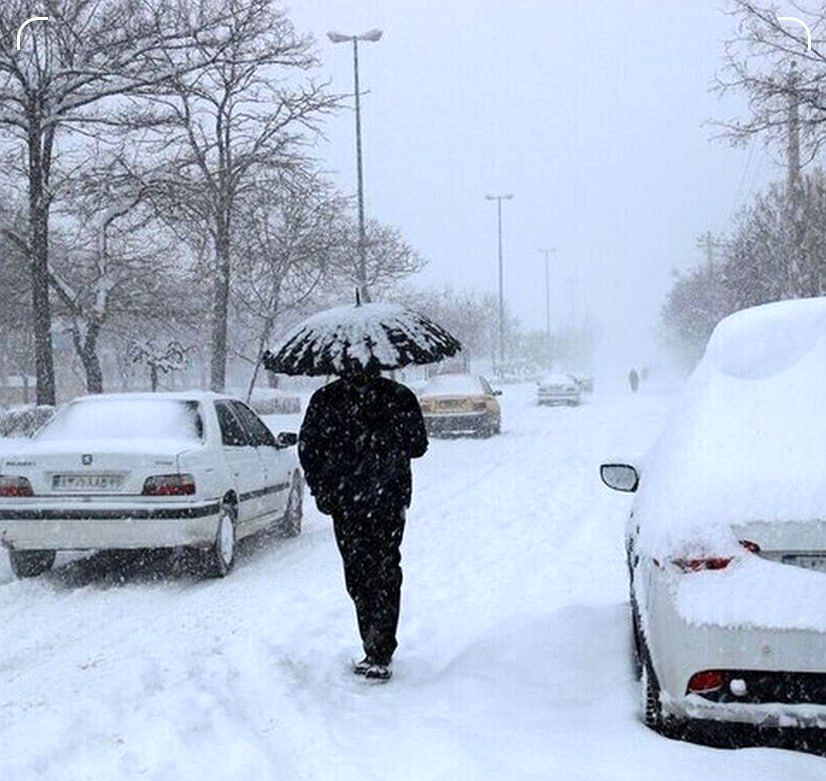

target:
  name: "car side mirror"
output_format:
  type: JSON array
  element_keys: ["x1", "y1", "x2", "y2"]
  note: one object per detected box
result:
[
  {"x1": 492, "y1": 390, "x2": 503, "y2": 396},
  {"x1": 600, "y1": 463, "x2": 639, "y2": 493},
  {"x1": 276, "y1": 431, "x2": 298, "y2": 448}
]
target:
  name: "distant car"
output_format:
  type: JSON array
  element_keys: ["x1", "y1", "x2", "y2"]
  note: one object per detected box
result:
[
  {"x1": 418, "y1": 373, "x2": 501, "y2": 437},
  {"x1": 601, "y1": 299, "x2": 826, "y2": 739},
  {"x1": 0, "y1": 392, "x2": 303, "y2": 579},
  {"x1": 537, "y1": 372, "x2": 581, "y2": 406}
]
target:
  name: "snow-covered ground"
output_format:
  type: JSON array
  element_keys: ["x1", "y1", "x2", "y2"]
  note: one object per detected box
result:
[{"x1": 0, "y1": 385, "x2": 822, "y2": 780}]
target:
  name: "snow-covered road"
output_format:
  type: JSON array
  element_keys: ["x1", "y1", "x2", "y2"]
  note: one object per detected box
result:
[{"x1": 0, "y1": 385, "x2": 823, "y2": 779}]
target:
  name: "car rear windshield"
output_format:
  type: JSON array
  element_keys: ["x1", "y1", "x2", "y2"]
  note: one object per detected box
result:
[
  {"x1": 36, "y1": 399, "x2": 204, "y2": 442},
  {"x1": 421, "y1": 375, "x2": 485, "y2": 396}
]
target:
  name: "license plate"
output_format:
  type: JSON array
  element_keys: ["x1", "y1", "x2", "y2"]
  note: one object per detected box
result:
[
  {"x1": 52, "y1": 473, "x2": 125, "y2": 492},
  {"x1": 782, "y1": 554, "x2": 826, "y2": 572}
]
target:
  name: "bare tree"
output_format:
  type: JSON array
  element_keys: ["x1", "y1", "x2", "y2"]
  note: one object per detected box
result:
[
  {"x1": 233, "y1": 172, "x2": 347, "y2": 395},
  {"x1": 143, "y1": 0, "x2": 335, "y2": 391},
  {"x1": 47, "y1": 165, "x2": 167, "y2": 393},
  {"x1": 330, "y1": 218, "x2": 427, "y2": 300},
  {"x1": 716, "y1": 1, "x2": 826, "y2": 154},
  {"x1": 0, "y1": 0, "x2": 242, "y2": 403}
]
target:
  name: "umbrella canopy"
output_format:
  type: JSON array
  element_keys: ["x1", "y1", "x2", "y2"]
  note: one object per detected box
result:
[{"x1": 263, "y1": 302, "x2": 463, "y2": 377}]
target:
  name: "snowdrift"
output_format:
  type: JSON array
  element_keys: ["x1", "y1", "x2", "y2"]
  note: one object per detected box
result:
[{"x1": 635, "y1": 297, "x2": 826, "y2": 558}]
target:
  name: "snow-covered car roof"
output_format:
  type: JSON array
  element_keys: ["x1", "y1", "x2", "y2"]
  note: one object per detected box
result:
[
  {"x1": 538, "y1": 372, "x2": 577, "y2": 385},
  {"x1": 29, "y1": 393, "x2": 214, "y2": 450},
  {"x1": 636, "y1": 297, "x2": 826, "y2": 556},
  {"x1": 70, "y1": 390, "x2": 234, "y2": 404},
  {"x1": 420, "y1": 373, "x2": 488, "y2": 397}
]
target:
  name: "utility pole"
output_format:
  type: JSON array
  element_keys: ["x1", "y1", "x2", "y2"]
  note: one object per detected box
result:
[
  {"x1": 485, "y1": 194, "x2": 513, "y2": 373},
  {"x1": 696, "y1": 231, "x2": 717, "y2": 273},
  {"x1": 787, "y1": 60, "x2": 802, "y2": 198},
  {"x1": 786, "y1": 60, "x2": 804, "y2": 297},
  {"x1": 537, "y1": 248, "x2": 556, "y2": 352},
  {"x1": 328, "y1": 28, "x2": 383, "y2": 302}
]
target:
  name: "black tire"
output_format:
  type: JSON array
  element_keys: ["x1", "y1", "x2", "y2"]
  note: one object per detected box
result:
[
  {"x1": 280, "y1": 471, "x2": 303, "y2": 538},
  {"x1": 630, "y1": 601, "x2": 643, "y2": 680},
  {"x1": 10, "y1": 549, "x2": 55, "y2": 578},
  {"x1": 641, "y1": 655, "x2": 664, "y2": 731},
  {"x1": 204, "y1": 501, "x2": 237, "y2": 578}
]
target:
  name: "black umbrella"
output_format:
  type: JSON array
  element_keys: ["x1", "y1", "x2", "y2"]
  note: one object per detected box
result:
[{"x1": 263, "y1": 300, "x2": 462, "y2": 377}]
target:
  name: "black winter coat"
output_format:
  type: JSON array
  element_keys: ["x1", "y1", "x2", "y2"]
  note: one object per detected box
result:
[{"x1": 299, "y1": 376, "x2": 428, "y2": 514}]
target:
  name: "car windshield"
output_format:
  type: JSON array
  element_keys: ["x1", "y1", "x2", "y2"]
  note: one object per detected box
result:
[
  {"x1": 36, "y1": 399, "x2": 203, "y2": 442},
  {"x1": 421, "y1": 375, "x2": 485, "y2": 397}
]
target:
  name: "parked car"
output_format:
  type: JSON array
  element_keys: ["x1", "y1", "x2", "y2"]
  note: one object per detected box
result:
[
  {"x1": 0, "y1": 392, "x2": 303, "y2": 579},
  {"x1": 536, "y1": 372, "x2": 581, "y2": 406},
  {"x1": 601, "y1": 298, "x2": 826, "y2": 739},
  {"x1": 418, "y1": 373, "x2": 501, "y2": 437}
]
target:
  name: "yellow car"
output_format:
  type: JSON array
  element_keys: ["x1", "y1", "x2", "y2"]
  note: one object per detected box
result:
[{"x1": 418, "y1": 373, "x2": 501, "y2": 437}]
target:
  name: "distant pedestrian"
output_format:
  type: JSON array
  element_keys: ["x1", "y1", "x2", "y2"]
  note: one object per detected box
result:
[
  {"x1": 628, "y1": 368, "x2": 640, "y2": 393},
  {"x1": 298, "y1": 364, "x2": 428, "y2": 681}
]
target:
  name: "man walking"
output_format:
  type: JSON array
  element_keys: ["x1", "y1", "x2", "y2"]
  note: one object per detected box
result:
[{"x1": 298, "y1": 364, "x2": 428, "y2": 681}]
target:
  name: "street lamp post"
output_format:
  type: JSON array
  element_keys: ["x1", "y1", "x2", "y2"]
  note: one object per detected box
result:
[
  {"x1": 328, "y1": 28, "x2": 383, "y2": 302},
  {"x1": 537, "y1": 248, "x2": 556, "y2": 346},
  {"x1": 485, "y1": 193, "x2": 513, "y2": 373}
]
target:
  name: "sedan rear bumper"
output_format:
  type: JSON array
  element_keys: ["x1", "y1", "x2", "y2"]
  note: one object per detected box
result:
[
  {"x1": 423, "y1": 411, "x2": 494, "y2": 435},
  {"x1": 537, "y1": 390, "x2": 580, "y2": 404},
  {"x1": 645, "y1": 573, "x2": 826, "y2": 728},
  {"x1": 0, "y1": 499, "x2": 221, "y2": 551}
]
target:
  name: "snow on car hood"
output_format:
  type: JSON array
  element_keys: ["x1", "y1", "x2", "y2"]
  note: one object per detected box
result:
[{"x1": 636, "y1": 297, "x2": 826, "y2": 557}]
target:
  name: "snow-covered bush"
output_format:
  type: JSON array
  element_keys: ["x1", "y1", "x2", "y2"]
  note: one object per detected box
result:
[{"x1": 0, "y1": 405, "x2": 56, "y2": 437}]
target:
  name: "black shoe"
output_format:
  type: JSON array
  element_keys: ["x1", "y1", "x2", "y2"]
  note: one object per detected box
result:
[{"x1": 364, "y1": 662, "x2": 392, "y2": 681}]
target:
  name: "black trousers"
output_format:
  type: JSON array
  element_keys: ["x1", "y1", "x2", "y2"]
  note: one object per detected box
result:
[{"x1": 332, "y1": 503, "x2": 406, "y2": 665}]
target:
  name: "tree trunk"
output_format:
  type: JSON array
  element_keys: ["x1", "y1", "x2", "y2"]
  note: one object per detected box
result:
[
  {"x1": 28, "y1": 113, "x2": 56, "y2": 405},
  {"x1": 150, "y1": 364, "x2": 158, "y2": 391},
  {"x1": 80, "y1": 323, "x2": 104, "y2": 394},
  {"x1": 247, "y1": 288, "x2": 281, "y2": 403},
  {"x1": 210, "y1": 219, "x2": 231, "y2": 392}
]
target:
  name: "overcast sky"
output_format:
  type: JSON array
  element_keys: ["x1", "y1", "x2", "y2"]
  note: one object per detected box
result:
[{"x1": 287, "y1": 0, "x2": 784, "y2": 365}]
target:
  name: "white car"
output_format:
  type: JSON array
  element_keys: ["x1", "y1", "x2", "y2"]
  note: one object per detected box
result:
[
  {"x1": 601, "y1": 298, "x2": 826, "y2": 739},
  {"x1": 536, "y1": 372, "x2": 581, "y2": 406},
  {"x1": 0, "y1": 392, "x2": 303, "y2": 579}
]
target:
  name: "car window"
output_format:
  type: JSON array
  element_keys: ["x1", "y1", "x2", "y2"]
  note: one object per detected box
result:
[
  {"x1": 215, "y1": 401, "x2": 250, "y2": 447},
  {"x1": 230, "y1": 401, "x2": 276, "y2": 447}
]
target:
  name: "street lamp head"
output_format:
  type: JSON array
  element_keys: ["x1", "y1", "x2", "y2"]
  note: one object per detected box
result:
[
  {"x1": 327, "y1": 31, "x2": 352, "y2": 43},
  {"x1": 358, "y1": 28, "x2": 383, "y2": 42},
  {"x1": 485, "y1": 193, "x2": 514, "y2": 201}
]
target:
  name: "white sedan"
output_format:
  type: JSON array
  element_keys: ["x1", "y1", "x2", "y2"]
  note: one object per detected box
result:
[
  {"x1": 601, "y1": 298, "x2": 826, "y2": 739},
  {"x1": 0, "y1": 392, "x2": 303, "y2": 578},
  {"x1": 536, "y1": 372, "x2": 581, "y2": 406}
]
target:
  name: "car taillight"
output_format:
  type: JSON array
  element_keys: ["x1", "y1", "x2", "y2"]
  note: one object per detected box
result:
[
  {"x1": 671, "y1": 540, "x2": 760, "y2": 572},
  {"x1": 142, "y1": 474, "x2": 196, "y2": 496},
  {"x1": 0, "y1": 475, "x2": 33, "y2": 497},
  {"x1": 672, "y1": 556, "x2": 733, "y2": 572},
  {"x1": 687, "y1": 670, "x2": 726, "y2": 694}
]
